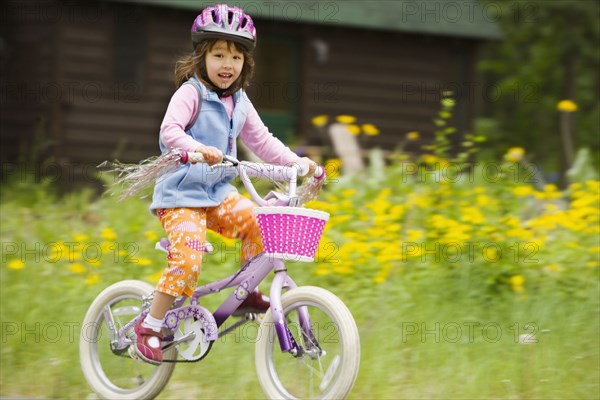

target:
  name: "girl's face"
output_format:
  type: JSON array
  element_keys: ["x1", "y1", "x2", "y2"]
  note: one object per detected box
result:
[{"x1": 205, "y1": 40, "x2": 244, "y2": 91}]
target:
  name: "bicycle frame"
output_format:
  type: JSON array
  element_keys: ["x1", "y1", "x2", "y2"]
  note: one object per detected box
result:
[{"x1": 108, "y1": 159, "x2": 317, "y2": 357}]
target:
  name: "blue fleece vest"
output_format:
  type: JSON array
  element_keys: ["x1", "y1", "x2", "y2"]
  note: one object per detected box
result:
[{"x1": 150, "y1": 76, "x2": 249, "y2": 211}]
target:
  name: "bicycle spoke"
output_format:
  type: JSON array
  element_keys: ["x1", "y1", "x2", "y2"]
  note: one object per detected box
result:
[
  {"x1": 319, "y1": 355, "x2": 340, "y2": 391},
  {"x1": 300, "y1": 357, "x2": 325, "y2": 378}
]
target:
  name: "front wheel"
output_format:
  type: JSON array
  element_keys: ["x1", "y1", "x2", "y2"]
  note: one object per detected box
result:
[
  {"x1": 79, "y1": 280, "x2": 176, "y2": 400},
  {"x1": 255, "y1": 286, "x2": 360, "y2": 399}
]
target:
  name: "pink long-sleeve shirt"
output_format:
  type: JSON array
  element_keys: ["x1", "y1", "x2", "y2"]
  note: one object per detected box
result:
[{"x1": 160, "y1": 84, "x2": 301, "y2": 166}]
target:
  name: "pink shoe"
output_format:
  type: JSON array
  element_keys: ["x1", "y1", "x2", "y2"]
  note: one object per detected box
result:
[
  {"x1": 234, "y1": 290, "x2": 270, "y2": 316},
  {"x1": 131, "y1": 319, "x2": 163, "y2": 365}
]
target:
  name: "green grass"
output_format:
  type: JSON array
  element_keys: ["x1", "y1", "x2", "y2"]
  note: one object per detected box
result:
[
  {"x1": 1, "y1": 178, "x2": 599, "y2": 399},
  {"x1": 1, "y1": 263, "x2": 597, "y2": 399}
]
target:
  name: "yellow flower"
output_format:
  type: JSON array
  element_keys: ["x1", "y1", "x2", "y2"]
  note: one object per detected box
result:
[
  {"x1": 504, "y1": 147, "x2": 525, "y2": 163},
  {"x1": 72, "y1": 233, "x2": 89, "y2": 242},
  {"x1": 406, "y1": 131, "x2": 420, "y2": 141},
  {"x1": 505, "y1": 226, "x2": 533, "y2": 240},
  {"x1": 374, "y1": 274, "x2": 387, "y2": 284},
  {"x1": 88, "y1": 259, "x2": 102, "y2": 267},
  {"x1": 311, "y1": 115, "x2": 328, "y2": 127},
  {"x1": 461, "y1": 206, "x2": 486, "y2": 225},
  {"x1": 438, "y1": 158, "x2": 450, "y2": 168},
  {"x1": 544, "y1": 264, "x2": 560, "y2": 272},
  {"x1": 476, "y1": 194, "x2": 497, "y2": 207},
  {"x1": 336, "y1": 115, "x2": 357, "y2": 124},
  {"x1": 144, "y1": 231, "x2": 159, "y2": 242},
  {"x1": 85, "y1": 274, "x2": 101, "y2": 286},
  {"x1": 69, "y1": 263, "x2": 86, "y2": 274},
  {"x1": 346, "y1": 124, "x2": 361, "y2": 136},
  {"x1": 557, "y1": 99, "x2": 577, "y2": 112},
  {"x1": 100, "y1": 227, "x2": 117, "y2": 241},
  {"x1": 585, "y1": 180, "x2": 600, "y2": 192},
  {"x1": 136, "y1": 257, "x2": 153, "y2": 266},
  {"x1": 534, "y1": 184, "x2": 561, "y2": 200},
  {"x1": 422, "y1": 154, "x2": 437, "y2": 165},
  {"x1": 512, "y1": 185, "x2": 535, "y2": 197},
  {"x1": 362, "y1": 123, "x2": 380, "y2": 136},
  {"x1": 406, "y1": 229, "x2": 423, "y2": 242},
  {"x1": 314, "y1": 265, "x2": 330, "y2": 276},
  {"x1": 7, "y1": 259, "x2": 25, "y2": 270},
  {"x1": 510, "y1": 275, "x2": 525, "y2": 293},
  {"x1": 389, "y1": 205, "x2": 406, "y2": 219},
  {"x1": 100, "y1": 241, "x2": 115, "y2": 252},
  {"x1": 386, "y1": 224, "x2": 401, "y2": 233},
  {"x1": 324, "y1": 158, "x2": 342, "y2": 179},
  {"x1": 502, "y1": 216, "x2": 521, "y2": 227},
  {"x1": 332, "y1": 264, "x2": 354, "y2": 275},
  {"x1": 483, "y1": 246, "x2": 498, "y2": 261}
]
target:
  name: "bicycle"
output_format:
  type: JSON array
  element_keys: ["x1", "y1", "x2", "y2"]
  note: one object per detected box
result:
[{"x1": 80, "y1": 153, "x2": 361, "y2": 399}]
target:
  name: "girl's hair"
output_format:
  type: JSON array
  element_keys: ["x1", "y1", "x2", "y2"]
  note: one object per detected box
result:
[{"x1": 174, "y1": 39, "x2": 255, "y2": 93}]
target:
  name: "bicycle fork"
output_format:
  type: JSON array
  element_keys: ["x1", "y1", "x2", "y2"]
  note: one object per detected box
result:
[{"x1": 270, "y1": 259, "x2": 317, "y2": 357}]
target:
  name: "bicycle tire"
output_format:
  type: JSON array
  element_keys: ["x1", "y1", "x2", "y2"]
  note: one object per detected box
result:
[
  {"x1": 79, "y1": 280, "x2": 176, "y2": 400},
  {"x1": 255, "y1": 286, "x2": 360, "y2": 399}
]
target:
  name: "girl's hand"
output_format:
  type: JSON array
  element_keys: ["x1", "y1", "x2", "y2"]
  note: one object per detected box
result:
[
  {"x1": 194, "y1": 145, "x2": 223, "y2": 165},
  {"x1": 299, "y1": 157, "x2": 318, "y2": 177}
]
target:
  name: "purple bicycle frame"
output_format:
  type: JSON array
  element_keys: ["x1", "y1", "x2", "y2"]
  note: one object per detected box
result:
[
  {"x1": 114, "y1": 254, "x2": 311, "y2": 354},
  {"x1": 113, "y1": 160, "x2": 317, "y2": 354},
  {"x1": 188, "y1": 253, "x2": 310, "y2": 353}
]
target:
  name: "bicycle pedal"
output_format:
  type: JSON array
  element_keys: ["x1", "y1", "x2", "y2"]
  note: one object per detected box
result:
[
  {"x1": 128, "y1": 345, "x2": 163, "y2": 366},
  {"x1": 128, "y1": 346, "x2": 143, "y2": 363}
]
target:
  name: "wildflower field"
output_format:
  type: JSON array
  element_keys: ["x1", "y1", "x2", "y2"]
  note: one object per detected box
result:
[
  {"x1": 1, "y1": 97, "x2": 599, "y2": 398},
  {"x1": 1, "y1": 145, "x2": 598, "y2": 399}
]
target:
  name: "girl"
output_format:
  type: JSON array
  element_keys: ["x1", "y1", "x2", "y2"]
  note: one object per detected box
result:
[{"x1": 132, "y1": 4, "x2": 317, "y2": 365}]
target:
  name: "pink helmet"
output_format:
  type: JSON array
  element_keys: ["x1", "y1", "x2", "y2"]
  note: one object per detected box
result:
[{"x1": 191, "y1": 4, "x2": 257, "y2": 50}]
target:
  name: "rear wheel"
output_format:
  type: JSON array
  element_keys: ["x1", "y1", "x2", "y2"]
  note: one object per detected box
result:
[
  {"x1": 255, "y1": 286, "x2": 360, "y2": 399},
  {"x1": 79, "y1": 280, "x2": 176, "y2": 400}
]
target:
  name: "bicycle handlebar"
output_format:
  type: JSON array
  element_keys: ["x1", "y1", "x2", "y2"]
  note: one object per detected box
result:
[{"x1": 177, "y1": 151, "x2": 325, "y2": 206}]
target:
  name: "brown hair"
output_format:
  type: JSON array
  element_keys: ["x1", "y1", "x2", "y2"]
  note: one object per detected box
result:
[{"x1": 174, "y1": 39, "x2": 254, "y2": 94}]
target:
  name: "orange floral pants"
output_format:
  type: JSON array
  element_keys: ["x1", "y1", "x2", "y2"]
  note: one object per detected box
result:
[{"x1": 156, "y1": 192, "x2": 263, "y2": 297}]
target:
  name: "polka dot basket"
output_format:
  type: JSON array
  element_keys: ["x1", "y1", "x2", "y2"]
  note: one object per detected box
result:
[{"x1": 253, "y1": 206, "x2": 330, "y2": 262}]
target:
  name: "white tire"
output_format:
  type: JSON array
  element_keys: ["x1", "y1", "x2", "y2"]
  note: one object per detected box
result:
[
  {"x1": 80, "y1": 280, "x2": 176, "y2": 400},
  {"x1": 255, "y1": 286, "x2": 360, "y2": 399}
]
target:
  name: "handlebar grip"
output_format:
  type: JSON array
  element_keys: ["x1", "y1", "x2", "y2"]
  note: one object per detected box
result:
[
  {"x1": 298, "y1": 161, "x2": 326, "y2": 179},
  {"x1": 188, "y1": 152, "x2": 205, "y2": 163},
  {"x1": 179, "y1": 151, "x2": 205, "y2": 164},
  {"x1": 314, "y1": 166, "x2": 326, "y2": 180}
]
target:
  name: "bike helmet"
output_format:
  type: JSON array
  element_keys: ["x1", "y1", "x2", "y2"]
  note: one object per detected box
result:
[{"x1": 191, "y1": 4, "x2": 257, "y2": 51}]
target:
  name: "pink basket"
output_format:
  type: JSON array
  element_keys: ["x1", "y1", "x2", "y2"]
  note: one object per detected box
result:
[{"x1": 253, "y1": 207, "x2": 330, "y2": 262}]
